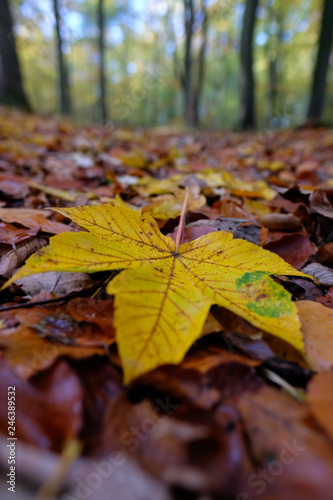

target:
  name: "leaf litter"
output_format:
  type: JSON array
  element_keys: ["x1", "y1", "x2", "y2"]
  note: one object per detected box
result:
[{"x1": 1, "y1": 109, "x2": 333, "y2": 499}]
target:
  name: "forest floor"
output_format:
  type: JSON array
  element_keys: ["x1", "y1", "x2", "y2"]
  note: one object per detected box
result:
[{"x1": 1, "y1": 107, "x2": 333, "y2": 500}]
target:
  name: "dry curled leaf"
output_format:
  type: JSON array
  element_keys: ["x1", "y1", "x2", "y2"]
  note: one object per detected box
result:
[
  {"x1": 0, "y1": 238, "x2": 47, "y2": 278},
  {"x1": 16, "y1": 271, "x2": 93, "y2": 296},
  {"x1": 302, "y1": 263, "x2": 333, "y2": 286},
  {"x1": 310, "y1": 189, "x2": 333, "y2": 218}
]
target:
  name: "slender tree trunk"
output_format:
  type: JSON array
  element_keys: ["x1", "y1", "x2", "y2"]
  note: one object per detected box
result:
[
  {"x1": 53, "y1": 0, "x2": 71, "y2": 115},
  {"x1": 307, "y1": 0, "x2": 333, "y2": 121},
  {"x1": 266, "y1": 6, "x2": 283, "y2": 122},
  {"x1": 166, "y1": 4, "x2": 177, "y2": 122},
  {"x1": 239, "y1": 0, "x2": 259, "y2": 130},
  {"x1": 150, "y1": 31, "x2": 160, "y2": 125},
  {"x1": 193, "y1": 0, "x2": 208, "y2": 127},
  {"x1": 97, "y1": 0, "x2": 107, "y2": 123},
  {"x1": 268, "y1": 59, "x2": 278, "y2": 119},
  {"x1": 183, "y1": 0, "x2": 195, "y2": 126},
  {"x1": 0, "y1": 0, "x2": 31, "y2": 110}
]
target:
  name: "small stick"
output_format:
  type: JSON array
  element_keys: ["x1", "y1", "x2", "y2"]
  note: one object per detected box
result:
[
  {"x1": 175, "y1": 188, "x2": 189, "y2": 251},
  {"x1": 34, "y1": 440, "x2": 82, "y2": 500}
]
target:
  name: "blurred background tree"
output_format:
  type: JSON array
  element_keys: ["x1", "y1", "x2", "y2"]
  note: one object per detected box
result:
[
  {"x1": 97, "y1": 0, "x2": 107, "y2": 123},
  {"x1": 53, "y1": 0, "x2": 71, "y2": 114},
  {"x1": 1, "y1": 0, "x2": 332, "y2": 129},
  {"x1": 239, "y1": 0, "x2": 259, "y2": 130},
  {"x1": 0, "y1": 0, "x2": 31, "y2": 109},
  {"x1": 307, "y1": 0, "x2": 333, "y2": 122}
]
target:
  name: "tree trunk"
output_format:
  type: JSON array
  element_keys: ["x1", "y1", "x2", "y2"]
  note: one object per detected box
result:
[
  {"x1": 307, "y1": 0, "x2": 333, "y2": 122},
  {"x1": 268, "y1": 58, "x2": 278, "y2": 119},
  {"x1": 53, "y1": 0, "x2": 71, "y2": 115},
  {"x1": 0, "y1": 0, "x2": 31, "y2": 110},
  {"x1": 266, "y1": 5, "x2": 284, "y2": 123},
  {"x1": 97, "y1": 0, "x2": 107, "y2": 123},
  {"x1": 193, "y1": 0, "x2": 208, "y2": 127},
  {"x1": 239, "y1": 0, "x2": 259, "y2": 130},
  {"x1": 183, "y1": 0, "x2": 195, "y2": 126},
  {"x1": 166, "y1": 3, "x2": 177, "y2": 122}
]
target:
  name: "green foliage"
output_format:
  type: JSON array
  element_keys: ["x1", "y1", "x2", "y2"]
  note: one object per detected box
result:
[{"x1": 11, "y1": 0, "x2": 333, "y2": 128}]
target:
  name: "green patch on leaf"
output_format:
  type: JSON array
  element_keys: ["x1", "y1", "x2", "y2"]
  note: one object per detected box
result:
[
  {"x1": 236, "y1": 270, "x2": 268, "y2": 289},
  {"x1": 236, "y1": 272, "x2": 294, "y2": 318}
]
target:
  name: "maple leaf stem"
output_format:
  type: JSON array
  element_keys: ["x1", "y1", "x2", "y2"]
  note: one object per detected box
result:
[{"x1": 175, "y1": 188, "x2": 189, "y2": 251}]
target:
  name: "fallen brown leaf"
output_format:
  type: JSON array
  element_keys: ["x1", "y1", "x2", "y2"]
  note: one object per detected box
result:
[
  {"x1": 0, "y1": 358, "x2": 83, "y2": 451},
  {"x1": 297, "y1": 300, "x2": 333, "y2": 373},
  {"x1": 263, "y1": 233, "x2": 315, "y2": 269},
  {"x1": 302, "y1": 263, "x2": 333, "y2": 286},
  {"x1": 308, "y1": 372, "x2": 333, "y2": 442},
  {"x1": 0, "y1": 238, "x2": 47, "y2": 278},
  {"x1": 15, "y1": 271, "x2": 93, "y2": 295}
]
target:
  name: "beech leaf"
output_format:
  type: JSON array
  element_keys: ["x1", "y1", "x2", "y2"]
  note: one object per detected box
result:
[{"x1": 6, "y1": 204, "x2": 309, "y2": 383}]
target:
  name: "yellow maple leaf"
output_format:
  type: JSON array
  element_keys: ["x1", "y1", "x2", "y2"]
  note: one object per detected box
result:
[
  {"x1": 142, "y1": 187, "x2": 206, "y2": 220},
  {"x1": 136, "y1": 171, "x2": 275, "y2": 200},
  {"x1": 6, "y1": 204, "x2": 308, "y2": 383},
  {"x1": 197, "y1": 171, "x2": 276, "y2": 200}
]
